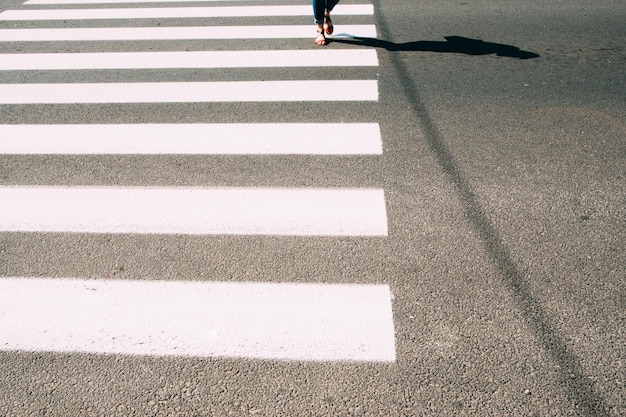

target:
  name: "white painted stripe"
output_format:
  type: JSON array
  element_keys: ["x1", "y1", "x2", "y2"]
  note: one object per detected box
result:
[
  {"x1": 23, "y1": 0, "x2": 252, "y2": 3},
  {"x1": 0, "y1": 50, "x2": 378, "y2": 70},
  {"x1": 0, "y1": 5, "x2": 373, "y2": 20},
  {"x1": 0, "y1": 80, "x2": 377, "y2": 104},
  {"x1": 0, "y1": 25, "x2": 377, "y2": 41},
  {"x1": 0, "y1": 187, "x2": 388, "y2": 236},
  {"x1": 0, "y1": 277, "x2": 396, "y2": 362},
  {"x1": 26, "y1": 0, "x2": 254, "y2": 4},
  {"x1": 0, "y1": 123, "x2": 383, "y2": 155}
]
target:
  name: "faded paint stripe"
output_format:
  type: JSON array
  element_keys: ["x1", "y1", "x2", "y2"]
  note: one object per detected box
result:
[
  {"x1": 0, "y1": 80, "x2": 378, "y2": 104},
  {"x1": 0, "y1": 277, "x2": 396, "y2": 362},
  {"x1": 0, "y1": 123, "x2": 383, "y2": 155},
  {"x1": 0, "y1": 50, "x2": 378, "y2": 70},
  {"x1": 0, "y1": 187, "x2": 388, "y2": 236},
  {"x1": 26, "y1": 0, "x2": 252, "y2": 3},
  {"x1": 26, "y1": 0, "x2": 253, "y2": 3},
  {"x1": 0, "y1": 25, "x2": 377, "y2": 41},
  {"x1": 0, "y1": 5, "x2": 374, "y2": 20}
]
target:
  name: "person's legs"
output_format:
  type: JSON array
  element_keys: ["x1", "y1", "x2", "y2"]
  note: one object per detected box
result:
[
  {"x1": 312, "y1": 0, "x2": 327, "y2": 45},
  {"x1": 313, "y1": 0, "x2": 340, "y2": 45},
  {"x1": 312, "y1": 0, "x2": 326, "y2": 25},
  {"x1": 323, "y1": 0, "x2": 340, "y2": 35},
  {"x1": 325, "y1": 0, "x2": 340, "y2": 14},
  {"x1": 313, "y1": 0, "x2": 340, "y2": 24}
]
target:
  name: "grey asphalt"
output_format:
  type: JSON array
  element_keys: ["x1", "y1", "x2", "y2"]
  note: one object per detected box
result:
[{"x1": 0, "y1": 0, "x2": 624, "y2": 415}]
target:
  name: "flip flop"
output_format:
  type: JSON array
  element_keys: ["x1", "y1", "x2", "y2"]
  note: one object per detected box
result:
[
  {"x1": 324, "y1": 16, "x2": 333, "y2": 35},
  {"x1": 315, "y1": 28, "x2": 327, "y2": 46}
]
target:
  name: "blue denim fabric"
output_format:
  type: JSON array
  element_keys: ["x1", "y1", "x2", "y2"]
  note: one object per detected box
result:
[{"x1": 313, "y1": 0, "x2": 340, "y2": 25}]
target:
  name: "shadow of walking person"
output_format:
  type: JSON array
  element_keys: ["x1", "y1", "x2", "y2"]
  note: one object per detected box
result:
[{"x1": 332, "y1": 35, "x2": 540, "y2": 59}]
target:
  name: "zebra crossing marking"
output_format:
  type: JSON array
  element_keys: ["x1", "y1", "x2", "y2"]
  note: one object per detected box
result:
[
  {"x1": 0, "y1": 187, "x2": 388, "y2": 236},
  {"x1": 23, "y1": 0, "x2": 253, "y2": 6},
  {"x1": 0, "y1": 123, "x2": 382, "y2": 155},
  {"x1": 0, "y1": 80, "x2": 378, "y2": 104},
  {"x1": 25, "y1": 0, "x2": 259, "y2": 4},
  {"x1": 1, "y1": 0, "x2": 396, "y2": 363},
  {"x1": 0, "y1": 50, "x2": 378, "y2": 70},
  {"x1": 0, "y1": 277, "x2": 397, "y2": 362},
  {"x1": 0, "y1": 5, "x2": 374, "y2": 20},
  {"x1": 0, "y1": 25, "x2": 377, "y2": 41}
]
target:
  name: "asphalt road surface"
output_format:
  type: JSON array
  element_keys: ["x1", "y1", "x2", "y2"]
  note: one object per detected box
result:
[{"x1": 0, "y1": 0, "x2": 624, "y2": 415}]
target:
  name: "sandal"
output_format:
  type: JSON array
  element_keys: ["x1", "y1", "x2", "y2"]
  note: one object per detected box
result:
[
  {"x1": 315, "y1": 28, "x2": 327, "y2": 46},
  {"x1": 324, "y1": 15, "x2": 333, "y2": 35}
]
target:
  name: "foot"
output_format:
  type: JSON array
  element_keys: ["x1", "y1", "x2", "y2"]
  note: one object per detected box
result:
[
  {"x1": 324, "y1": 14, "x2": 333, "y2": 35},
  {"x1": 315, "y1": 26, "x2": 327, "y2": 46}
]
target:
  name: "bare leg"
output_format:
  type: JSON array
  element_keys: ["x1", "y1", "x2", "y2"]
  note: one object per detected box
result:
[
  {"x1": 315, "y1": 23, "x2": 327, "y2": 46},
  {"x1": 313, "y1": 0, "x2": 339, "y2": 45}
]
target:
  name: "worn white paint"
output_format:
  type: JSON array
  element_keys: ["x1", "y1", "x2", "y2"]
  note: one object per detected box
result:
[
  {"x1": 0, "y1": 187, "x2": 388, "y2": 236},
  {"x1": 0, "y1": 277, "x2": 396, "y2": 362},
  {"x1": 0, "y1": 25, "x2": 377, "y2": 41},
  {"x1": 0, "y1": 123, "x2": 382, "y2": 155},
  {"x1": 0, "y1": 4, "x2": 374, "y2": 20},
  {"x1": 25, "y1": 0, "x2": 251, "y2": 3},
  {"x1": 0, "y1": 80, "x2": 378, "y2": 104},
  {"x1": 0, "y1": 50, "x2": 378, "y2": 70},
  {"x1": 0, "y1": 5, "x2": 373, "y2": 20}
]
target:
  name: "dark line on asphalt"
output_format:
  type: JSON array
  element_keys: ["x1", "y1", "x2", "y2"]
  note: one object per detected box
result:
[{"x1": 370, "y1": 1, "x2": 609, "y2": 415}]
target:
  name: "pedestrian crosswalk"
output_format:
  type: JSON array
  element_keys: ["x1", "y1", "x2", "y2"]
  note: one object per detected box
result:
[
  {"x1": 0, "y1": 4, "x2": 374, "y2": 20},
  {"x1": 0, "y1": 80, "x2": 378, "y2": 103},
  {"x1": 0, "y1": 50, "x2": 379, "y2": 70},
  {"x1": 0, "y1": 123, "x2": 382, "y2": 154},
  {"x1": 24, "y1": 0, "x2": 252, "y2": 3},
  {"x1": 0, "y1": 277, "x2": 396, "y2": 361},
  {"x1": 0, "y1": 187, "x2": 388, "y2": 236},
  {"x1": 0, "y1": 24, "x2": 378, "y2": 41},
  {"x1": 24, "y1": 0, "x2": 256, "y2": 3},
  {"x1": 0, "y1": 0, "x2": 395, "y2": 362}
]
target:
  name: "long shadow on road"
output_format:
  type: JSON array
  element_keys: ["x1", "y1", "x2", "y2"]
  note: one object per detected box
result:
[
  {"x1": 332, "y1": 35, "x2": 540, "y2": 59},
  {"x1": 362, "y1": 4, "x2": 608, "y2": 414}
]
